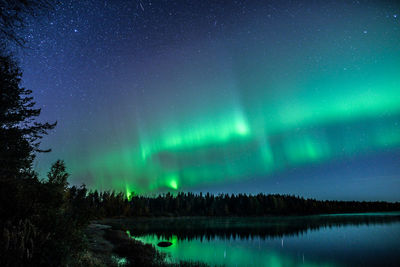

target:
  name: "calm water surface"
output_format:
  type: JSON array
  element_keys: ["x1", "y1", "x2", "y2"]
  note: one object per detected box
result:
[{"x1": 122, "y1": 213, "x2": 400, "y2": 266}]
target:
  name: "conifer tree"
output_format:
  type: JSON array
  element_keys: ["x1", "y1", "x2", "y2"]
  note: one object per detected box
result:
[{"x1": 0, "y1": 54, "x2": 55, "y2": 180}]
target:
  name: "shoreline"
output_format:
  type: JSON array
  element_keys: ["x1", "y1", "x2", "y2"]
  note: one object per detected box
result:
[{"x1": 85, "y1": 222, "x2": 209, "y2": 266}]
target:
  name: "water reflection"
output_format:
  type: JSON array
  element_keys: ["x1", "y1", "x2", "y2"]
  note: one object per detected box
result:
[{"x1": 121, "y1": 213, "x2": 400, "y2": 267}]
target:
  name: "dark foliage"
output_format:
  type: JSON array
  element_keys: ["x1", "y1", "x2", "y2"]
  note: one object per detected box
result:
[
  {"x1": 83, "y1": 190, "x2": 400, "y2": 219},
  {"x1": 105, "y1": 229, "x2": 166, "y2": 267},
  {"x1": 0, "y1": 54, "x2": 55, "y2": 180},
  {"x1": 0, "y1": 32, "x2": 88, "y2": 265},
  {"x1": 0, "y1": 0, "x2": 52, "y2": 46},
  {"x1": 0, "y1": 161, "x2": 92, "y2": 266}
]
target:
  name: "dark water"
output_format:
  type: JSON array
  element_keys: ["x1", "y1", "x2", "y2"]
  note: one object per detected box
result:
[{"x1": 119, "y1": 213, "x2": 400, "y2": 266}]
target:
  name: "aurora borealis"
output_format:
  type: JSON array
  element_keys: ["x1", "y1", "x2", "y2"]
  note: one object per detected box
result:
[{"x1": 18, "y1": 0, "x2": 400, "y2": 199}]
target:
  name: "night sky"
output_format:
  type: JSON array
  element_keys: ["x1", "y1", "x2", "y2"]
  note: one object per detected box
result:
[{"x1": 17, "y1": 0, "x2": 400, "y2": 200}]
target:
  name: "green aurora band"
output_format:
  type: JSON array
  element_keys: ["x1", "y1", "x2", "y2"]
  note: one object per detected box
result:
[
  {"x1": 71, "y1": 56, "x2": 400, "y2": 195},
  {"x1": 63, "y1": 5, "x2": 400, "y2": 195}
]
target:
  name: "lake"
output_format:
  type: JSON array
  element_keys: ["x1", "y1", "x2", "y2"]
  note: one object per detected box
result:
[{"x1": 113, "y1": 213, "x2": 400, "y2": 266}]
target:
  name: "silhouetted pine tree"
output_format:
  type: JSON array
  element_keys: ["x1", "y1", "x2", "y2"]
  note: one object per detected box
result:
[
  {"x1": 0, "y1": 0, "x2": 52, "y2": 46},
  {"x1": 0, "y1": 54, "x2": 55, "y2": 180}
]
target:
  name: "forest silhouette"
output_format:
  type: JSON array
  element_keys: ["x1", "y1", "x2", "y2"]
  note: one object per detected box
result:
[{"x1": 1, "y1": 1, "x2": 400, "y2": 266}]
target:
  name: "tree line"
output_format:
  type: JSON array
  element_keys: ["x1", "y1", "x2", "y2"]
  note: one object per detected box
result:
[
  {"x1": 1, "y1": 1, "x2": 400, "y2": 266},
  {"x1": 81, "y1": 190, "x2": 400, "y2": 218}
]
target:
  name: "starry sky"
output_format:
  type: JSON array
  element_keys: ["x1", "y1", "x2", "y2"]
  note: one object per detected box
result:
[{"x1": 17, "y1": 0, "x2": 400, "y2": 200}]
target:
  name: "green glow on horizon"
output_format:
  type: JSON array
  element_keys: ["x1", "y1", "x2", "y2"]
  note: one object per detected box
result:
[
  {"x1": 168, "y1": 179, "x2": 178, "y2": 190},
  {"x1": 74, "y1": 80, "x2": 400, "y2": 193},
  {"x1": 126, "y1": 190, "x2": 132, "y2": 201},
  {"x1": 65, "y1": 7, "x2": 400, "y2": 194}
]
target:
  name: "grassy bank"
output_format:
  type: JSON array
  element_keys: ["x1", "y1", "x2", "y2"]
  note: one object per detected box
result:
[{"x1": 85, "y1": 223, "x2": 209, "y2": 267}]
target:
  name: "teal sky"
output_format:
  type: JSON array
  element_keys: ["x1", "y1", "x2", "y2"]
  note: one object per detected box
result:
[{"x1": 19, "y1": 0, "x2": 400, "y2": 200}]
